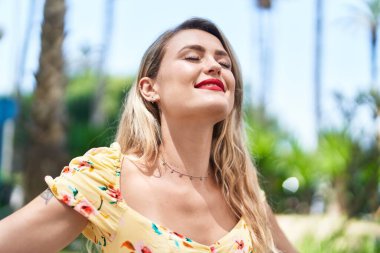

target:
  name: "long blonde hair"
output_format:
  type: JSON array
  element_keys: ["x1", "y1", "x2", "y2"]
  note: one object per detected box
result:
[{"x1": 116, "y1": 18, "x2": 277, "y2": 253}]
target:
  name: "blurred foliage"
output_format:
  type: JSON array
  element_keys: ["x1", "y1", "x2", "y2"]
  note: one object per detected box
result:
[
  {"x1": 0, "y1": 170, "x2": 23, "y2": 219},
  {"x1": 65, "y1": 71, "x2": 133, "y2": 156},
  {"x1": 297, "y1": 231, "x2": 380, "y2": 253},
  {"x1": 245, "y1": 107, "x2": 316, "y2": 213},
  {"x1": 244, "y1": 88, "x2": 379, "y2": 216}
]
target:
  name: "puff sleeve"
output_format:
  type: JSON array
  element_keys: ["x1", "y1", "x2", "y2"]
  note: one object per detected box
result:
[{"x1": 45, "y1": 142, "x2": 126, "y2": 246}]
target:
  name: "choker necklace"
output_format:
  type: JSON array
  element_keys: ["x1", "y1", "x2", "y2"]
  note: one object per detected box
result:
[{"x1": 160, "y1": 157, "x2": 209, "y2": 181}]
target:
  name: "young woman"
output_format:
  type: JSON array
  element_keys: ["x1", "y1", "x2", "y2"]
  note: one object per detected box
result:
[{"x1": 0, "y1": 18, "x2": 297, "y2": 253}]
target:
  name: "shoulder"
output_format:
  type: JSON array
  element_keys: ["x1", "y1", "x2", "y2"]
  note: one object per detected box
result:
[
  {"x1": 45, "y1": 142, "x2": 126, "y2": 244},
  {"x1": 60, "y1": 142, "x2": 122, "y2": 179},
  {"x1": 80, "y1": 142, "x2": 122, "y2": 170},
  {"x1": 45, "y1": 142, "x2": 124, "y2": 213}
]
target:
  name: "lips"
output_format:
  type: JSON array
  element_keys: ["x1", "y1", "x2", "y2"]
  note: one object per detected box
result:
[{"x1": 194, "y1": 78, "x2": 225, "y2": 92}]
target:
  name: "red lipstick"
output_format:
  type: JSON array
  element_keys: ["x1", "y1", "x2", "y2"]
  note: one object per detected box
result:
[{"x1": 194, "y1": 78, "x2": 225, "y2": 92}]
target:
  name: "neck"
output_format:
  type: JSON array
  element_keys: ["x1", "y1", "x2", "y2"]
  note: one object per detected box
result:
[{"x1": 160, "y1": 116, "x2": 214, "y2": 179}]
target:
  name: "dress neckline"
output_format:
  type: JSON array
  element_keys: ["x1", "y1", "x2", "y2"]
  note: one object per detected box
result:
[
  {"x1": 116, "y1": 150, "x2": 246, "y2": 249},
  {"x1": 120, "y1": 200, "x2": 245, "y2": 249}
]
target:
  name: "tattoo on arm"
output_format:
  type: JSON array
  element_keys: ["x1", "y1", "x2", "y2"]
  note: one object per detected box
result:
[{"x1": 40, "y1": 188, "x2": 54, "y2": 205}]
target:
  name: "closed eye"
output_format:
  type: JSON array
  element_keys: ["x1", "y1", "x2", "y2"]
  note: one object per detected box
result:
[
  {"x1": 184, "y1": 56, "x2": 200, "y2": 61},
  {"x1": 219, "y1": 61, "x2": 231, "y2": 69}
]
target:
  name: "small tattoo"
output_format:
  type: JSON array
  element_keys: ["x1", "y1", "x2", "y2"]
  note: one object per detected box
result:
[{"x1": 40, "y1": 188, "x2": 53, "y2": 205}]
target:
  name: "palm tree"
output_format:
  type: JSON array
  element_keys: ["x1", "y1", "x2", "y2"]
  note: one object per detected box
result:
[
  {"x1": 24, "y1": 0, "x2": 68, "y2": 202},
  {"x1": 257, "y1": 0, "x2": 272, "y2": 9},
  {"x1": 342, "y1": 0, "x2": 380, "y2": 214},
  {"x1": 345, "y1": 0, "x2": 380, "y2": 85},
  {"x1": 314, "y1": 0, "x2": 324, "y2": 137},
  {"x1": 253, "y1": 0, "x2": 273, "y2": 110},
  {"x1": 90, "y1": 0, "x2": 116, "y2": 126},
  {"x1": 366, "y1": 1, "x2": 380, "y2": 85},
  {"x1": 364, "y1": 0, "x2": 380, "y2": 86}
]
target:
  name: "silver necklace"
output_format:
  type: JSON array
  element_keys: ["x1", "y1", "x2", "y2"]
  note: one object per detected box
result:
[{"x1": 161, "y1": 157, "x2": 209, "y2": 181}]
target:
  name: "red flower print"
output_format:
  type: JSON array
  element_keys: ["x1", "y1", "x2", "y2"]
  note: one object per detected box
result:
[
  {"x1": 173, "y1": 231, "x2": 185, "y2": 238},
  {"x1": 74, "y1": 199, "x2": 96, "y2": 217},
  {"x1": 210, "y1": 246, "x2": 216, "y2": 253},
  {"x1": 79, "y1": 160, "x2": 94, "y2": 170},
  {"x1": 107, "y1": 185, "x2": 122, "y2": 201},
  {"x1": 235, "y1": 240, "x2": 244, "y2": 250},
  {"x1": 82, "y1": 206, "x2": 92, "y2": 214},
  {"x1": 62, "y1": 166, "x2": 71, "y2": 173},
  {"x1": 141, "y1": 246, "x2": 152, "y2": 253},
  {"x1": 62, "y1": 194, "x2": 71, "y2": 204},
  {"x1": 135, "y1": 243, "x2": 153, "y2": 253}
]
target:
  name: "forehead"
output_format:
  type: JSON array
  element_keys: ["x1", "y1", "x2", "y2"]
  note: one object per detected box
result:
[{"x1": 165, "y1": 29, "x2": 227, "y2": 54}]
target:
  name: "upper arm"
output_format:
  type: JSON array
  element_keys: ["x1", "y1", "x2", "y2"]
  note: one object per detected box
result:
[
  {"x1": 266, "y1": 204, "x2": 299, "y2": 253},
  {"x1": 0, "y1": 189, "x2": 88, "y2": 253}
]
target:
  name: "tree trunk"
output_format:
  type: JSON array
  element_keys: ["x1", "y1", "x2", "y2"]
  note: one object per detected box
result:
[
  {"x1": 24, "y1": 0, "x2": 68, "y2": 203},
  {"x1": 254, "y1": 0, "x2": 273, "y2": 110},
  {"x1": 257, "y1": 0, "x2": 271, "y2": 9},
  {"x1": 370, "y1": 18, "x2": 379, "y2": 215},
  {"x1": 314, "y1": 0, "x2": 323, "y2": 138},
  {"x1": 90, "y1": 0, "x2": 116, "y2": 126},
  {"x1": 370, "y1": 24, "x2": 378, "y2": 86}
]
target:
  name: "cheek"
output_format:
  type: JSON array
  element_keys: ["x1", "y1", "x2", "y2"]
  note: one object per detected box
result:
[
  {"x1": 227, "y1": 73, "x2": 236, "y2": 91},
  {"x1": 227, "y1": 74, "x2": 236, "y2": 112},
  {"x1": 157, "y1": 63, "x2": 198, "y2": 89}
]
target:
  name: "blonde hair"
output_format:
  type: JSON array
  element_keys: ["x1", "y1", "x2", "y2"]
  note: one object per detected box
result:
[{"x1": 116, "y1": 18, "x2": 277, "y2": 253}]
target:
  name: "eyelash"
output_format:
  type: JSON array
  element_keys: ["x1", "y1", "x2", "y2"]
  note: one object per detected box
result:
[
  {"x1": 219, "y1": 61, "x2": 231, "y2": 69},
  {"x1": 185, "y1": 56, "x2": 200, "y2": 61},
  {"x1": 184, "y1": 56, "x2": 231, "y2": 69}
]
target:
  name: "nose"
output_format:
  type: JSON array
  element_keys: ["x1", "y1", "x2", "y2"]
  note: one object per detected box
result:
[{"x1": 205, "y1": 57, "x2": 221, "y2": 76}]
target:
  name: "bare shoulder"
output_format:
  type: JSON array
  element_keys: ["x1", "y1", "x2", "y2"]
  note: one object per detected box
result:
[
  {"x1": 120, "y1": 154, "x2": 152, "y2": 195},
  {"x1": 0, "y1": 188, "x2": 88, "y2": 253},
  {"x1": 121, "y1": 154, "x2": 153, "y2": 174},
  {"x1": 119, "y1": 154, "x2": 161, "y2": 212}
]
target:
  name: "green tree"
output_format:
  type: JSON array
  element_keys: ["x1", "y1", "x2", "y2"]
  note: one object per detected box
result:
[
  {"x1": 66, "y1": 72, "x2": 133, "y2": 156},
  {"x1": 245, "y1": 106, "x2": 316, "y2": 213},
  {"x1": 317, "y1": 92, "x2": 379, "y2": 216},
  {"x1": 343, "y1": 0, "x2": 380, "y2": 214}
]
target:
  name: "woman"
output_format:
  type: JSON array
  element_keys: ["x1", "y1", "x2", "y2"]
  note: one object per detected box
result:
[{"x1": 0, "y1": 18, "x2": 297, "y2": 253}]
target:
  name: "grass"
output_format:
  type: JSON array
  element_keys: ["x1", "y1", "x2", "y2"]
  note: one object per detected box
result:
[
  {"x1": 278, "y1": 214, "x2": 380, "y2": 253},
  {"x1": 297, "y1": 230, "x2": 380, "y2": 253}
]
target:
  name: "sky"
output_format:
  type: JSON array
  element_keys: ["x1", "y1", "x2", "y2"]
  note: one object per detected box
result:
[{"x1": 0, "y1": 0, "x2": 373, "y2": 148}]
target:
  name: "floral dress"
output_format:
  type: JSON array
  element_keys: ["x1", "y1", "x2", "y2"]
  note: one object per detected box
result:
[{"x1": 45, "y1": 143, "x2": 255, "y2": 253}]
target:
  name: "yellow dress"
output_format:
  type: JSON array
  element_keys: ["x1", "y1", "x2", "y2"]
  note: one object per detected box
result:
[{"x1": 45, "y1": 143, "x2": 255, "y2": 253}]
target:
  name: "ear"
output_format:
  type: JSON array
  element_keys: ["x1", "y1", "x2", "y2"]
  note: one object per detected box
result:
[{"x1": 138, "y1": 77, "x2": 160, "y2": 102}]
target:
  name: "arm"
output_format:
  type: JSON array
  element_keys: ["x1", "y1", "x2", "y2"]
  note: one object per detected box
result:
[
  {"x1": 267, "y1": 204, "x2": 299, "y2": 253},
  {"x1": 0, "y1": 189, "x2": 88, "y2": 253}
]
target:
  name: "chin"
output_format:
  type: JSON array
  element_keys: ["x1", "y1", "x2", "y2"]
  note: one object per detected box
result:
[
  {"x1": 167, "y1": 97, "x2": 233, "y2": 123},
  {"x1": 195, "y1": 101, "x2": 231, "y2": 123}
]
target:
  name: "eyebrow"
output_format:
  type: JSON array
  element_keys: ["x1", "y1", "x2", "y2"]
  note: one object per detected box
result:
[{"x1": 178, "y1": 44, "x2": 229, "y2": 57}]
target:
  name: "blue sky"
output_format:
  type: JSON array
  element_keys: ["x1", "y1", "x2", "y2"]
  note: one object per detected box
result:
[{"x1": 0, "y1": 0, "x2": 373, "y2": 148}]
